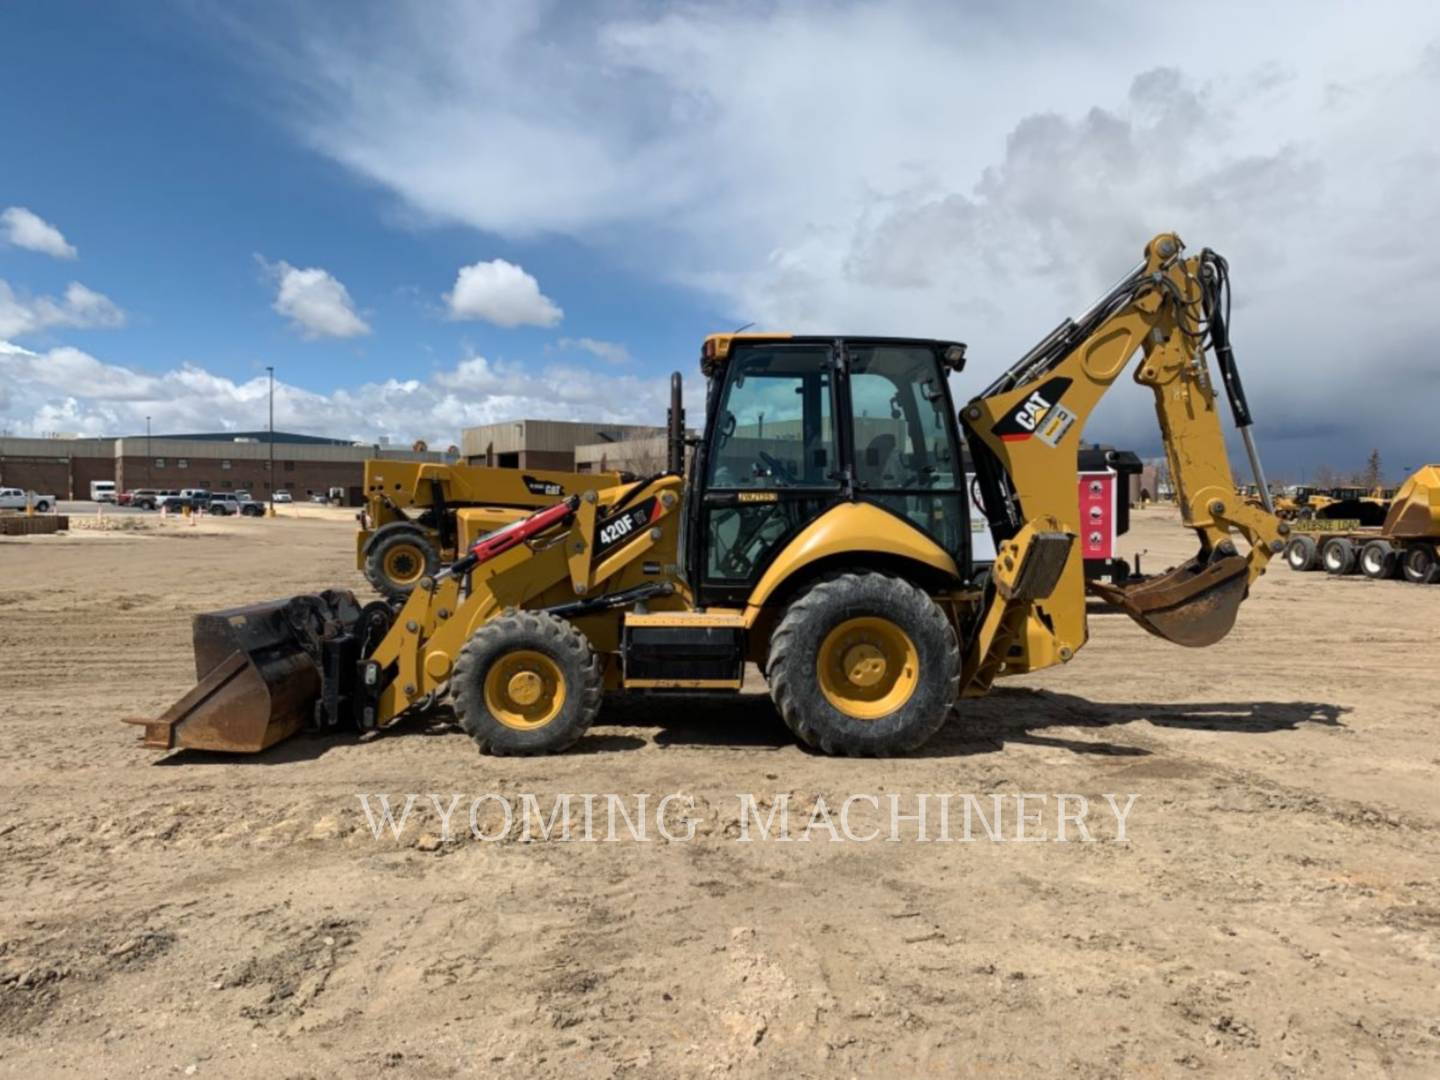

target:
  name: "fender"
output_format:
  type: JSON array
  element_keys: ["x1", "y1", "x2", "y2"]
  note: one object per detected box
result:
[{"x1": 744, "y1": 501, "x2": 960, "y2": 619}]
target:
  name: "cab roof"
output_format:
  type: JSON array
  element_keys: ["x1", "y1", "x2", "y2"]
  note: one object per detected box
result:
[{"x1": 700, "y1": 333, "x2": 966, "y2": 376}]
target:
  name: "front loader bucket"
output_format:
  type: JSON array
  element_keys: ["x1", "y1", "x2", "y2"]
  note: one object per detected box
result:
[
  {"x1": 1089, "y1": 552, "x2": 1250, "y2": 648},
  {"x1": 125, "y1": 592, "x2": 360, "y2": 753}
]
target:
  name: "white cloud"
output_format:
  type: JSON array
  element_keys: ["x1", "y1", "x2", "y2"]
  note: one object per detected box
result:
[
  {"x1": 446, "y1": 259, "x2": 562, "y2": 327},
  {"x1": 260, "y1": 257, "x2": 371, "y2": 339},
  {"x1": 1, "y1": 207, "x2": 77, "y2": 259},
  {"x1": 556, "y1": 336, "x2": 630, "y2": 364},
  {"x1": 0, "y1": 280, "x2": 126, "y2": 339},
  {"x1": 0, "y1": 339, "x2": 681, "y2": 448},
  {"x1": 231, "y1": 1, "x2": 1440, "y2": 474}
]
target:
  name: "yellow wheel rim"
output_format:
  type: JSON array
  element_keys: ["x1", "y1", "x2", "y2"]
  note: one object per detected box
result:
[
  {"x1": 382, "y1": 542, "x2": 426, "y2": 586},
  {"x1": 817, "y1": 616, "x2": 919, "y2": 720},
  {"x1": 483, "y1": 650, "x2": 567, "y2": 730}
]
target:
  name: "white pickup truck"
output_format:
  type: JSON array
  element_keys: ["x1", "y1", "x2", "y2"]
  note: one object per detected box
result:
[{"x1": 0, "y1": 487, "x2": 57, "y2": 513}]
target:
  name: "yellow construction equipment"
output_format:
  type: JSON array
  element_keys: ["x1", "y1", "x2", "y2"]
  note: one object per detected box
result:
[
  {"x1": 356, "y1": 460, "x2": 623, "y2": 598},
  {"x1": 1283, "y1": 464, "x2": 1440, "y2": 583},
  {"x1": 128, "y1": 233, "x2": 1286, "y2": 757}
]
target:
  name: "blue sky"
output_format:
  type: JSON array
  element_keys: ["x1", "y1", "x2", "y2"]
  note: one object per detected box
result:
[
  {"x1": 0, "y1": 2, "x2": 717, "y2": 444},
  {"x1": 3, "y1": 2, "x2": 1439, "y2": 479}
]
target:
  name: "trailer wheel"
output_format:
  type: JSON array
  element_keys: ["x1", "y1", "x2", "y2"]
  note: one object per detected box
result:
[
  {"x1": 1401, "y1": 545, "x2": 1440, "y2": 585},
  {"x1": 1285, "y1": 536, "x2": 1319, "y2": 572},
  {"x1": 1359, "y1": 540, "x2": 1397, "y2": 580},
  {"x1": 767, "y1": 572, "x2": 958, "y2": 756},
  {"x1": 1321, "y1": 537, "x2": 1357, "y2": 575},
  {"x1": 452, "y1": 610, "x2": 602, "y2": 755},
  {"x1": 364, "y1": 526, "x2": 440, "y2": 600}
]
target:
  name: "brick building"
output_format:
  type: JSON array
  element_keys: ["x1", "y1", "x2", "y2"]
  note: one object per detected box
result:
[
  {"x1": 461, "y1": 420, "x2": 667, "y2": 472},
  {"x1": 0, "y1": 431, "x2": 446, "y2": 502}
]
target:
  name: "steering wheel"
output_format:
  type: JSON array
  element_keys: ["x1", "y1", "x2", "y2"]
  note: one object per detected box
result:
[{"x1": 757, "y1": 451, "x2": 793, "y2": 486}]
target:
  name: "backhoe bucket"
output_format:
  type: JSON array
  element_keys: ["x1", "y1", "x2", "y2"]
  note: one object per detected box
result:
[
  {"x1": 1089, "y1": 552, "x2": 1249, "y2": 648},
  {"x1": 125, "y1": 592, "x2": 360, "y2": 753}
]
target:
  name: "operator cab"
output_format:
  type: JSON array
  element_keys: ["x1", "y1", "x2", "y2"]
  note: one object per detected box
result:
[{"x1": 684, "y1": 335, "x2": 971, "y2": 607}]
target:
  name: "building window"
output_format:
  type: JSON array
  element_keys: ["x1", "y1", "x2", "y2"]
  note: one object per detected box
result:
[
  {"x1": 284, "y1": 460, "x2": 295, "y2": 472},
  {"x1": 221, "y1": 460, "x2": 232, "y2": 470},
  {"x1": 154, "y1": 457, "x2": 165, "y2": 468},
  {"x1": 178, "y1": 458, "x2": 189, "y2": 469}
]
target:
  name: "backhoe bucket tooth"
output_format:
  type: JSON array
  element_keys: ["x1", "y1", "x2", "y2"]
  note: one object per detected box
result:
[
  {"x1": 125, "y1": 592, "x2": 359, "y2": 753},
  {"x1": 1089, "y1": 552, "x2": 1250, "y2": 648}
]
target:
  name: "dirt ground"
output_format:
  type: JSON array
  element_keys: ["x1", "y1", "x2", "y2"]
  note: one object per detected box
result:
[{"x1": 1, "y1": 505, "x2": 1438, "y2": 1078}]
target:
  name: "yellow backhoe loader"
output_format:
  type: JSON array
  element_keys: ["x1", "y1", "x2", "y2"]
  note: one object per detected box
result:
[
  {"x1": 128, "y1": 233, "x2": 1286, "y2": 757},
  {"x1": 356, "y1": 460, "x2": 624, "y2": 599}
]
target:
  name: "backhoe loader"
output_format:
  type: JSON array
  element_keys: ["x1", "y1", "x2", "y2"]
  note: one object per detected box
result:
[
  {"x1": 356, "y1": 459, "x2": 623, "y2": 599},
  {"x1": 128, "y1": 233, "x2": 1287, "y2": 758}
]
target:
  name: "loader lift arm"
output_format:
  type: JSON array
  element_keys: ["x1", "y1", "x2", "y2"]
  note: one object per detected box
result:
[{"x1": 959, "y1": 232, "x2": 1286, "y2": 694}]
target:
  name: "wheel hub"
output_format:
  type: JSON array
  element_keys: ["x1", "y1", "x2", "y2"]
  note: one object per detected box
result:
[
  {"x1": 842, "y1": 643, "x2": 887, "y2": 687},
  {"x1": 384, "y1": 545, "x2": 423, "y2": 583},
  {"x1": 483, "y1": 650, "x2": 566, "y2": 730},
  {"x1": 817, "y1": 616, "x2": 919, "y2": 721},
  {"x1": 507, "y1": 670, "x2": 543, "y2": 707}
]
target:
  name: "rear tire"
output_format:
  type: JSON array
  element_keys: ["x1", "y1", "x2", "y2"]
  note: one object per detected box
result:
[
  {"x1": 365, "y1": 526, "x2": 441, "y2": 600},
  {"x1": 766, "y1": 572, "x2": 958, "y2": 756},
  {"x1": 1285, "y1": 536, "x2": 1319, "y2": 572},
  {"x1": 452, "y1": 610, "x2": 602, "y2": 755},
  {"x1": 1359, "y1": 540, "x2": 1397, "y2": 580},
  {"x1": 1321, "y1": 537, "x2": 1357, "y2": 575},
  {"x1": 1401, "y1": 544, "x2": 1440, "y2": 584},
  {"x1": 34, "y1": 499, "x2": 51, "y2": 513}
]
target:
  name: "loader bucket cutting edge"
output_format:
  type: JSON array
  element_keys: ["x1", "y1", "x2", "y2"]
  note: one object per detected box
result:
[
  {"x1": 1089, "y1": 552, "x2": 1250, "y2": 648},
  {"x1": 124, "y1": 594, "x2": 356, "y2": 753}
]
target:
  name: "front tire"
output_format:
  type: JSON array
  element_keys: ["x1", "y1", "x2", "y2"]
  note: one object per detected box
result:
[
  {"x1": 766, "y1": 572, "x2": 958, "y2": 756},
  {"x1": 451, "y1": 610, "x2": 602, "y2": 755},
  {"x1": 365, "y1": 526, "x2": 441, "y2": 600}
]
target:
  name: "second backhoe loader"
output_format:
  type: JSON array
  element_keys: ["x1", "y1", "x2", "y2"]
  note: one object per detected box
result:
[{"x1": 129, "y1": 233, "x2": 1286, "y2": 758}]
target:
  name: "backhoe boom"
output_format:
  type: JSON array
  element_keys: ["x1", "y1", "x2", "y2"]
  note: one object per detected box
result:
[{"x1": 960, "y1": 233, "x2": 1285, "y2": 692}]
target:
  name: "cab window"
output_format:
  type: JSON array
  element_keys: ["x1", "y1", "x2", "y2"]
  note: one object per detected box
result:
[
  {"x1": 847, "y1": 344, "x2": 966, "y2": 557},
  {"x1": 706, "y1": 344, "x2": 837, "y2": 489}
]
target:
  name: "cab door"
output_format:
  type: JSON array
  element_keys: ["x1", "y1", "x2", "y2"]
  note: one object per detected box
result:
[{"x1": 692, "y1": 341, "x2": 844, "y2": 606}]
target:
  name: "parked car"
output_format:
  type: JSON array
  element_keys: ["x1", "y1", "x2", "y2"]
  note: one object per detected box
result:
[
  {"x1": 208, "y1": 492, "x2": 264, "y2": 517},
  {"x1": 159, "y1": 495, "x2": 190, "y2": 513},
  {"x1": 0, "y1": 487, "x2": 57, "y2": 513},
  {"x1": 273, "y1": 490, "x2": 293, "y2": 504},
  {"x1": 207, "y1": 497, "x2": 241, "y2": 516},
  {"x1": 124, "y1": 488, "x2": 162, "y2": 509}
]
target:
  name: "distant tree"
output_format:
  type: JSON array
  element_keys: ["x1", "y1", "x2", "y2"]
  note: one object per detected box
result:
[
  {"x1": 1313, "y1": 464, "x2": 1337, "y2": 488},
  {"x1": 446, "y1": 444, "x2": 461, "y2": 458},
  {"x1": 1361, "y1": 448, "x2": 1383, "y2": 490},
  {"x1": 412, "y1": 439, "x2": 428, "y2": 453}
]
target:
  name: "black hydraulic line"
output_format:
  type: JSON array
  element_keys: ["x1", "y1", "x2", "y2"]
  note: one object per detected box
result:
[
  {"x1": 1200, "y1": 252, "x2": 1252, "y2": 429},
  {"x1": 543, "y1": 580, "x2": 675, "y2": 619}
]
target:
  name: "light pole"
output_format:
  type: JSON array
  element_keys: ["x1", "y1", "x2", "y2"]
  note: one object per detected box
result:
[
  {"x1": 146, "y1": 415, "x2": 151, "y2": 488},
  {"x1": 266, "y1": 366, "x2": 275, "y2": 517}
]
